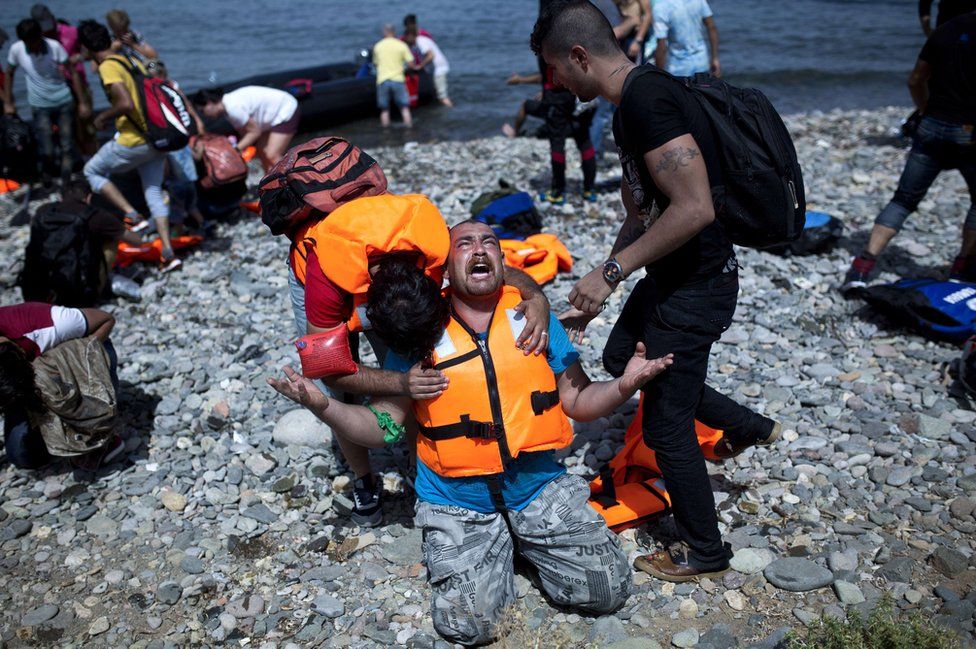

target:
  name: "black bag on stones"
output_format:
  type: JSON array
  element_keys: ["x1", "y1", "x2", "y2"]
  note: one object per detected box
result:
[{"x1": 0, "y1": 114, "x2": 38, "y2": 183}]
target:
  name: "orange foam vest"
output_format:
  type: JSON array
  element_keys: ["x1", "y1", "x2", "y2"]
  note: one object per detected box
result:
[
  {"x1": 289, "y1": 194, "x2": 450, "y2": 331},
  {"x1": 588, "y1": 395, "x2": 724, "y2": 532},
  {"x1": 414, "y1": 287, "x2": 574, "y2": 477},
  {"x1": 500, "y1": 233, "x2": 573, "y2": 285}
]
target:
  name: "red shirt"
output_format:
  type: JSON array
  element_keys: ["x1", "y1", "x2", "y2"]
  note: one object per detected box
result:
[
  {"x1": 303, "y1": 248, "x2": 352, "y2": 329},
  {"x1": 0, "y1": 302, "x2": 88, "y2": 360}
]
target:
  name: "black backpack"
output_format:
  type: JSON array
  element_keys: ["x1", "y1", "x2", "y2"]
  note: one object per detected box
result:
[
  {"x1": 19, "y1": 203, "x2": 106, "y2": 307},
  {"x1": 0, "y1": 115, "x2": 38, "y2": 183},
  {"x1": 625, "y1": 67, "x2": 806, "y2": 249}
]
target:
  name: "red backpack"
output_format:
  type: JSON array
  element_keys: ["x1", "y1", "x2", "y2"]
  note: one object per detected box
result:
[
  {"x1": 192, "y1": 134, "x2": 247, "y2": 189},
  {"x1": 257, "y1": 137, "x2": 387, "y2": 237},
  {"x1": 108, "y1": 55, "x2": 195, "y2": 152}
]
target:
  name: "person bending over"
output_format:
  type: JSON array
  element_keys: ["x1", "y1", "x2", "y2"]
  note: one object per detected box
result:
[
  {"x1": 193, "y1": 86, "x2": 299, "y2": 172},
  {"x1": 269, "y1": 220, "x2": 673, "y2": 645},
  {"x1": 0, "y1": 302, "x2": 123, "y2": 470},
  {"x1": 533, "y1": 0, "x2": 780, "y2": 582},
  {"x1": 288, "y1": 194, "x2": 552, "y2": 526}
]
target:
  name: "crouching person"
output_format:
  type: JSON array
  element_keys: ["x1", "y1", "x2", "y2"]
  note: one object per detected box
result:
[
  {"x1": 269, "y1": 220, "x2": 673, "y2": 645},
  {"x1": 0, "y1": 303, "x2": 124, "y2": 470}
]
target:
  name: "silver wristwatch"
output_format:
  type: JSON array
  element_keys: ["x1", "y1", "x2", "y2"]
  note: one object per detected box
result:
[{"x1": 602, "y1": 258, "x2": 624, "y2": 285}]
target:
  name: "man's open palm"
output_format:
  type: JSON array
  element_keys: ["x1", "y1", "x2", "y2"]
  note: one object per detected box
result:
[
  {"x1": 267, "y1": 366, "x2": 329, "y2": 413},
  {"x1": 619, "y1": 343, "x2": 673, "y2": 394}
]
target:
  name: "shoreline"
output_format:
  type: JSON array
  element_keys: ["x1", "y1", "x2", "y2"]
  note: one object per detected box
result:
[{"x1": 1, "y1": 104, "x2": 975, "y2": 648}]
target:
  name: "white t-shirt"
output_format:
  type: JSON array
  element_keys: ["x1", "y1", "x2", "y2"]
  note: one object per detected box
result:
[
  {"x1": 415, "y1": 35, "x2": 450, "y2": 76},
  {"x1": 222, "y1": 85, "x2": 298, "y2": 132},
  {"x1": 6, "y1": 38, "x2": 73, "y2": 108}
]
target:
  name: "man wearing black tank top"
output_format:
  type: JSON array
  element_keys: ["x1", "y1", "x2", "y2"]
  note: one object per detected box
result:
[{"x1": 533, "y1": 0, "x2": 780, "y2": 582}]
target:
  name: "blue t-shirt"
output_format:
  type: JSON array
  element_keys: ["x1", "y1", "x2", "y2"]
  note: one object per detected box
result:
[
  {"x1": 653, "y1": 0, "x2": 714, "y2": 77},
  {"x1": 385, "y1": 312, "x2": 579, "y2": 513}
]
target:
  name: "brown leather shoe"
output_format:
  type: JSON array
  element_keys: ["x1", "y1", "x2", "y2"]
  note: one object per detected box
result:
[
  {"x1": 712, "y1": 421, "x2": 782, "y2": 460},
  {"x1": 634, "y1": 547, "x2": 731, "y2": 583}
]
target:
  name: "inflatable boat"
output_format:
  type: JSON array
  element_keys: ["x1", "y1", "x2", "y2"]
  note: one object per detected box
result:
[{"x1": 207, "y1": 61, "x2": 436, "y2": 133}]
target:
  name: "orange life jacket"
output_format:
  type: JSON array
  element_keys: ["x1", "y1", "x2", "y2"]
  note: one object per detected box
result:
[
  {"x1": 500, "y1": 233, "x2": 573, "y2": 285},
  {"x1": 115, "y1": 235, "x2": 203, "y2": 268},
  {"x1": 414, "y1": 286, "x2": 574, "y2": 477},
  {"x1": 289, "y1": 194, "x2": 450, "y2": 331},
  {"x1": 588, "y1": 395, "x2": 724, "y2": 532}
]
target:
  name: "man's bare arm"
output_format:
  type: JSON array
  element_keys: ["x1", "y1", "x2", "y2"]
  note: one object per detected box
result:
[
  {"x1": 614, "y1": 134, "x2": 715, "y2": 275},
  {"x1": 704, "y1": 16, "x2": 720, "y2": 77},
  {"x1": 611, "y1": 180, "x2": 645, "y2": 257}
]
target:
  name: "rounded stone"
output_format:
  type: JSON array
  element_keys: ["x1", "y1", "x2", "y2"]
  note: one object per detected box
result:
[{"x1": 764, "y1": 558, "x2": 833, "y2": 592}]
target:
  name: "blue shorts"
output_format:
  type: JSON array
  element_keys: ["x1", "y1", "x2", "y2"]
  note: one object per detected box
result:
[{"x1": 377, "y1": 80, "x2": 409, "y2": 111}]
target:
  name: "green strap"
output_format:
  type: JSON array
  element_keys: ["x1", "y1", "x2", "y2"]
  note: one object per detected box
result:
[{"x1": 368, "y1": 406, "x2": 405, "y2": 444}]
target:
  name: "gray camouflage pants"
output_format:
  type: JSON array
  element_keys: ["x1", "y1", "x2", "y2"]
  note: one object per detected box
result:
[{"x1": 415, "y1": 473, "x2": 632, "y2": 646}]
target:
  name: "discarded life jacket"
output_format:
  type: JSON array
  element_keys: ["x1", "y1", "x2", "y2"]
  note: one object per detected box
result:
[
  {"x1": 292, "y1": 194, "x2": 449, "y2": 331},
  {"x1": 589, "y1": 395, "x2": 724, "y2": 532},
  {"x1": 501, "y1": 234, "x2": 573, "y2": 285},
  {"x1": 414, "y1": 286, "x2": 574, "y2": 477},
  {"x1": 471, "y1": 184, "x2": 542, "y2": 240},
  {"x1": 765, "y1": 210, "x2": 843, "y2": 256},
  {"x1": 115, "y1": 235, "x2": 203, "y2": 268},
  {"x1": 861, "y1": 278, "x2": 976, "y2": 343}
]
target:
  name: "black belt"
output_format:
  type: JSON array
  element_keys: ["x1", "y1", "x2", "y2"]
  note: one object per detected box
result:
[
  {"x1": 530, "y1": 389, "x2": 559, "y2": 415},
  {"x1": 419, "y1": 414, "x2": 503, "y2": 441}
]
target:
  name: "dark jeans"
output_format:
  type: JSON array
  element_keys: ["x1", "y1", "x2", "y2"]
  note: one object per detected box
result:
[
  {"x1": 876, "y1": 116, "x2": 976, "y2": 232},
  {"x1": 32, "y1": 101, "x2": 75, "y2": 184},
  {"x1": 603, "y1": 272, "x2": 774, "y2": 569},
  {"x1": 2, "y1": 339, "x2": 119, "y2": 470}
]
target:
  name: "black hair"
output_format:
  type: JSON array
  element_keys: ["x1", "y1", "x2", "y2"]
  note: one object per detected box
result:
[
  {"x1": 366, "y1": 256, "x2": 450, "y2": 362},
  {"x1": 62, "y1": 179, "x2": 91, "y2": 203},
  {"x1": 192, "y1": 87, "x2": 225, "y2": 106},
  {"x1": 403, "y1": 13, "x2": 417, "y2": 27},
  {"x1": 0, "y1": 342, "x2": 44, "y2": 413},
  {"x1": 16, "y1": 18, "x2": 42, "y2": 43},
  {"x1": 530, "y1": 0, "x2": 619, "y2": 57},
  {"x1": 77, "y1": 19, "x2": 112, "y2": 53}
]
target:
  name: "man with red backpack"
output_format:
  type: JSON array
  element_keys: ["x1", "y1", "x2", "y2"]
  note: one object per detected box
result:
[
  {"x1": 260, "y1": 138, "x2": 553, "y2": 526},
  {"x1": 78, "y1": 19, "x2": 200, "y2": 272}
]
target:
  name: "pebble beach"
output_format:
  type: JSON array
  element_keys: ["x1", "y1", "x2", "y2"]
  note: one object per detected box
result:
[{"x1": 1, "y1": 105, "x2": 975, "y2": 648}]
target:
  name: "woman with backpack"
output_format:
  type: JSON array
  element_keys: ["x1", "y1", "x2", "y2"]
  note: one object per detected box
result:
[
  {"x1": 193, "y1": 86, "x2": 299, "y2": 172},
  {"x1": 0, "y1": 302, "x2": 124, "y2": 470}
]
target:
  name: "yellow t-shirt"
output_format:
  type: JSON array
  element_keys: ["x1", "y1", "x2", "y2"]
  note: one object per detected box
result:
[
  {"x1": 97, "y1": 55, "x2": 147, "y2": 148},
  {"x1": 372, "y1": 37, "x2": 413, "y2": 85}
]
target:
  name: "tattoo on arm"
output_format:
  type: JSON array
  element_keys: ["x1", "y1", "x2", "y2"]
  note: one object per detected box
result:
[
  {"x1": 654, "y1": 147, "x2": 700, "y2": 174},
  {"x1": 612, "y1": 219, "x2": 644, "y2": 255}
]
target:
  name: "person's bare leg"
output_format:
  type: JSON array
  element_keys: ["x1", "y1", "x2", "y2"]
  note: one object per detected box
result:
[
  {"x1": 96, "y1": 180, "x2": 139, "y2": 217},
  {"x1": 334, "y1": 433, "x2": 372, "y2": 478},
  {"x1": 400, "y1": 106, "x2": 412, "y2": 127},
  {"x1": 102, "y1": 241, "x2": 118, "y2": 271},
  {"x1": 441, "y1": 97, "x2": 454, "y2": 108},
  {"x1": 502, "y1": 101, "x2": 528, "y2": 138},
  {"x1": 864, "y1": 223, "x2": 899, "y2": 258},
  {"x1": 261, "y1": 131, "x2": 295, "y2": 170},
  {"x1": 154, "y1": 216, "x2": 173, "y2": 252},
  {"x1": 380, "y1": 109, "x2": 391, "y2": 127}
]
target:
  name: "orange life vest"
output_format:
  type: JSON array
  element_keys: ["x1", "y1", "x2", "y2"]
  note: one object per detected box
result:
[
  {"x1": 501, "y1": 233, "x2": 573, "y2": 285},
  {"x1": 115, "y1": 235, "x2": 203, "y2": 268},
  {"x1": 289, "y1": 194, "x2": 450, "y2": 331},
  {"x1": 414, "y1": 286, "x2": 574, "y2": 477},
  {"x1": 588, "y1": 395, "x2": 724, "y2": 532}
]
